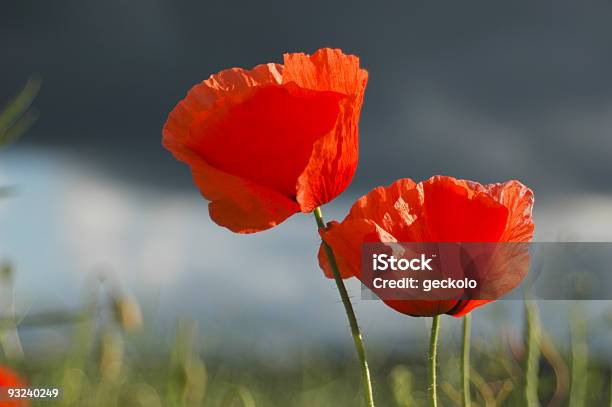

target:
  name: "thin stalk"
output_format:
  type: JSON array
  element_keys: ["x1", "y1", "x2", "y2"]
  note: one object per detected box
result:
[
  {"x1": 313, "y1": 207, "x2": 374, "y2": 407},
  {"x1": 462, "y1": 314, "x2": 472, "y2": 407},
  {"x1": 524, "y1": 294, "x2": 541, "y2": 407},
  {"x1": 609, "y1": 369, "x2": 612, "y2": 407},
  {"x1": 429, "y1": 315, "x2": 441, "y2": 407},
  {"x1": 569, "y1": 306, "x2": 588, "y2": 407}
]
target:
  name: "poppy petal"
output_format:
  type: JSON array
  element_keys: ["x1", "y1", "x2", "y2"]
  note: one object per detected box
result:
[
  {"x1": 163, "y1": 63, "x2": 284, "y2": 151},
  {"x1": 186, "y1": 84, "x2": 343, "y2": 198},
  {"x1": 420, "y1": 176, "x2": 510, "y2": 242},
  {"x1": 481, "y1": 180, "x2": 535, "y2": 242},
  {"x1": 190, "y1": 156, "x2": 300, "y2": 233},
  {"x1": 282, "y1": 48, "x2": 367, "y2": 95},
  {"x1": 283, "y1": 48, "x2": 369, "y2": 211},
  {"x1": 347, "y1": 178, "x2": 427, "y2": 241}
]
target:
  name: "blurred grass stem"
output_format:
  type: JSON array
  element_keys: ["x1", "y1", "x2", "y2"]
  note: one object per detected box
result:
[
  {"x1": 569, "y1": 306, "x2": 588, "y2": 407},
  {"x1": 314, "y1": 207, "x2": 375, "y2": 407},
  {"x1": 524, "y1": 293, "x2": 541, "y2": 407},
  {"x1": 0, "y1": 76, "x2": 41, "y2": 145}
]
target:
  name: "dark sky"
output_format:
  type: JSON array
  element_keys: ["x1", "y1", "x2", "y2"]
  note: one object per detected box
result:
[{"x1": 2, "y1": 0, "x2": 612, "y2": 198}]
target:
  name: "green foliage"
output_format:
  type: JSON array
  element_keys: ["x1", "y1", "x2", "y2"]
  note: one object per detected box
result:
[
  {"x1": 0, "y1": 76, "x2": 41, "y2": 147},
  {"x1": 1, "y1": 300, "x2": 612, "y2": 406}
]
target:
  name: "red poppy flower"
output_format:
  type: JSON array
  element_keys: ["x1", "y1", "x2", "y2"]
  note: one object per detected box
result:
[
  {"x1": 163, "y1": 48, "x2": 368, "y2": 233},
  {"x1": 318, "y1": 176, "x2": 534, "y2": 317},
  {"x1": 0, "y1": 366, "x2": 29, "y2": 407}
]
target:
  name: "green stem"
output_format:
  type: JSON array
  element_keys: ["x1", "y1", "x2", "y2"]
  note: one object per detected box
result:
[
  {"x1": 429, "y1": 315, "x2": 441, "y2": 407},
  {"x1": 462, "y1": 314, "x2": 471, "y2": 407},
  {"x1": 313, "y1": 207, "x2": 375, "y2": 407},
  {"x1": 608, "y1": 369, "x2": 612, "y2": 407},
  {"x1": 524, "y1": 294, "x2": 541, "y2": 407},
  {"x1": 569, "y1": 305, "x2": 587, "y2": 407}
]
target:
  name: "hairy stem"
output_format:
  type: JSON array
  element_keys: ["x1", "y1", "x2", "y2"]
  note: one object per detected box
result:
[
  {"x1": 429, "y1": 315, "x2": 441, "y2": 407},
  {"x1": 314, "y1": 207, "x2": 374, "y2": 407}
]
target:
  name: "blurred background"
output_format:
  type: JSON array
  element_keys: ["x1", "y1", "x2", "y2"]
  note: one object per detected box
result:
[{"x1": 2, "y1": 1, "x2": 612, "y2": 405}]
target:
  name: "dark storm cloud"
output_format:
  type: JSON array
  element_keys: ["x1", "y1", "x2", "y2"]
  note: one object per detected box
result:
[{"x1": 2, "y1": 0, "x2": 612, "y2": 196}]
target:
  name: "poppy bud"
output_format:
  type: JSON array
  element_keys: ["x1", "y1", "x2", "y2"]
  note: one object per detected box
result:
[{"x1": 111, "y1": 295, "x2": 143, "y2": 333}]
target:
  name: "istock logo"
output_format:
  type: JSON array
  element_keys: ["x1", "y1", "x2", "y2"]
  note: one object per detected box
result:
[{"x1": 372, "y1": 253, "x2": 434, "y2": 272}]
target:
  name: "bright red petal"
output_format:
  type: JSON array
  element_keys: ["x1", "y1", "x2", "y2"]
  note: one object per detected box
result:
[
  {"x1": 483, "y1": 180, "x2": 535, "y2": 242},
  {"x1": 190, "y1": 156, "x2": 300, "y2": 233},
  {"x1": 347, "y1": 178, "x2": 427, "y2": 241},
  {"x1": 283, "y1": 48, "x2": 368, "y2": 211},
  {"x1": 163, "y1": 63, "x2": 284, "y2": 154},
  {"x1": 420, "y1": 176, "x2": 509, "y2": 242},
  {"x1": 187, "y1": 83, "x2": 343, "y2": 198}
]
